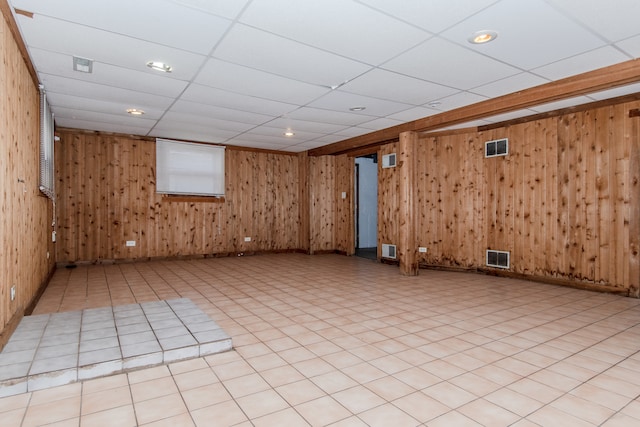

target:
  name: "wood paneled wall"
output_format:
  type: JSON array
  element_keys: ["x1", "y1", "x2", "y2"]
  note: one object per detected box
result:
[
  {"x1": 55, "y1": 131, "x2": 307, "y2": 262},
  {"x1": 0, "y1": 13, "x2": 56, "y2": 342},
  {"x1": 372, "y1": 101, "x2": 639, "y2": 294}
]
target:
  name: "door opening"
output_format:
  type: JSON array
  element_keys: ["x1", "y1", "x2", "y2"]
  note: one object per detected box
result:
[{"x1": 355, "y1": 154, "x2": 378, "y2": 260}]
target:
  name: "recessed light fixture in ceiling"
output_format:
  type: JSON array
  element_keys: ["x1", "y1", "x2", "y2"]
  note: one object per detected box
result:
[
  {"x1": 428, "y1": 101, "x2": 442, "y2": 108},
  {"x1": 349, "y1": 106, "x2": 366, "y2": 112},
  {"x1": 126, "y1": 108, "x2": 145, "y2": 116},
  {"x1": 468, "y1": 30, "x2": 498, "y2": 44},
  {"x1": 284, "y1": 130, "x2": 295, "y2": 137},
  {"x1": 146, "y1": 61, "x2": 172, "y2": 73}
]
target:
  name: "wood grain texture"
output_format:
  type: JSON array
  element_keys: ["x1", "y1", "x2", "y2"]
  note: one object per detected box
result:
[
  {"x1": 55, "y1": 131, "x2": 306, "y2": 262},
  {"x1": 398, "y1": 132, "x2": 418, "y2": 275},
  {"x1": 413, "y1": 101, "x2": 640, "y2": 292},
  {"x1": 0, "y1": 11, "x2": 55, "y2": 342}
]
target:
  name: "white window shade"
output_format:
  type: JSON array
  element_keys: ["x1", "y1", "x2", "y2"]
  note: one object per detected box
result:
[
  {"x1": 156, "y1": 138, "x2": 225, "y2": 196},
  {"x1": 39, "y1": 88, "x2": 55, "y2": 200}
]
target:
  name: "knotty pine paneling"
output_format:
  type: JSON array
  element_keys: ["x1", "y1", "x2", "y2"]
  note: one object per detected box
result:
[
  {"x1": 415, "y1": 101, "x2": 640, "y2": 293},
  {"x1": 377, "y1": 142, "x2": 399, "y2": 258},
  {"x1": 0, "y1": 12, "x2": 55, "y2": 342},
  {"x1": 309, "y1": 155, "x2": 336, "y2": 253},
  {"x1": 55, "y1": 131, "x2": 305, "y2": 262},
  {"x1": 334, "y1": 155, "x2": 354, "y2": 254}
]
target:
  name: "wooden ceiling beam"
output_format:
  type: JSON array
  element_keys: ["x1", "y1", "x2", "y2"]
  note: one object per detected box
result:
[{"x1": 309, "y1": 58, "x2": 640, "y2": 156}]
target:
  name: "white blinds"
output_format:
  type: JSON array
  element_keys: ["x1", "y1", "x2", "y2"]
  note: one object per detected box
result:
[
  {"x1": 156, "y1": 138, "x2": 225, "y2": 196},
  {"x1": 39, "y1": 88, "x2": 55, "y2": 200}
]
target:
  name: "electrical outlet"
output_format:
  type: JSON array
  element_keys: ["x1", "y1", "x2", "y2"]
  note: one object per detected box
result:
[
  {"x1": 418, "y1": 247, "x2": 427, "y2": 253},
  {"x1": 10, "y1": 286, "x2": 16, "y2": 301},
  {"x1": 244, "y1": 237, "x2": 251, "y2": 242},
  {"x1": 126, "y1": 240, "x2": 136, "y2": 247},
  {"x1": 341, "y1": 192, "x2": 347, "y2": 199},
  {"x1": 52, "y1": 231, "x2": 56, "y2": 242},
  {"x1": 46, "y1": 251, "x2": 50, "y2": 259}
]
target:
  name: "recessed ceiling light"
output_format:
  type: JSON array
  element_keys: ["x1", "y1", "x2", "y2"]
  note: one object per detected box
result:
[
  {"x1": 126, "y1": 108, "x2": 145, "y2": 116},
  {"x1": 428, "y1": 101, "x2": 441, "y2": 108},
  {"x1": 349, "y1": 106, "x2": 366, "y2": 112},
  {"x1": 146, "y1": 61, "x2": 172, "y2": 73},
  {"x1": 284, "y1": 131, "x2": 295, "y2": 137},
  {"x1": 468, "y1": 30, "x2": 498, "y2": 44}
]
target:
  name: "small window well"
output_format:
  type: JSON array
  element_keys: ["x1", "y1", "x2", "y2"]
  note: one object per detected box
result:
[{"x1": 485, "y1": 138, "x2": 508, "y2": 158}]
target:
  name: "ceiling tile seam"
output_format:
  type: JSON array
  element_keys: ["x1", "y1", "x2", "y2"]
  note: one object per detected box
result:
[{"x1": 145, "y1": 1, "x2": 255, "y2": 138}]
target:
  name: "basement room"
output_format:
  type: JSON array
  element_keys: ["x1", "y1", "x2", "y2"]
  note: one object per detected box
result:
[{"x1": 1, "y1": 0, "x2": 639, "y2": 426}]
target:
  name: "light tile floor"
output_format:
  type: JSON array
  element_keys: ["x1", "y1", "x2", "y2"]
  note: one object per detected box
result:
[
  {"x1": 1, "y1": 253, "x2": 639, "y2": 426},
  {"x1": 0, "y1": 299, "x2": 232, "y2": 396}
]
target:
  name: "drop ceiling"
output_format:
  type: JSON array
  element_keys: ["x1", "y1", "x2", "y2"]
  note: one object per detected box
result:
[{"x1": 7, "y1": 0, "x2": 640, "y2": 152}]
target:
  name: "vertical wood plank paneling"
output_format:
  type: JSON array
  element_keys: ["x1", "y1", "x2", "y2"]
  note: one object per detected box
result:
[
  {"x1": 1, "y1": 11, "x2": 55, "y2": 341},
  {"x1": 415, "y1": 100, "x2": 640, "y2": 292},
  {"x1": 298, "y1": 152, "x2": 310, "y2": 252},
  {"x1": 629, "y1": 102, "x2": 640, "y2": 296},
  {"x1": 398, "y1": 131, "x2": 418, "y2": 275},
  {"x1": 334, "y1": 154, "x2": 353, "y2": 254},
  {"x1": 309, "y1": 155, "x2": 335, "y2": 252},
  {"x1": 56, "y1": 132, "x2": 305, "y2": 262},
  {"x1": 378, "y1": 142, "x2": 398, "y2": 258}
]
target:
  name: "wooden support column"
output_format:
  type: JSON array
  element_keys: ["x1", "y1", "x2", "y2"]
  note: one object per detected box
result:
[{"x1": 398, "y1": 131, "x2": 419, "y2": 276}]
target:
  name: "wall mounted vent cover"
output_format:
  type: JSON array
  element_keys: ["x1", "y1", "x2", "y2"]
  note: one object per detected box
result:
[
  {"x1": 382, "y1": 243, "x2": 397, "y2": 259},
  {"x1": 485, "y1": 138, "x2": 508, "y2": 157},
  {"x1": 486, "y1": 250, "x2": 510, "y2": 269},
  {"x1": 382, "y1": 153, "x2": 396, "y2": 168}
]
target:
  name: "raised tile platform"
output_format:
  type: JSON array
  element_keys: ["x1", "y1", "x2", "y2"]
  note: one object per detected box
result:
[{"x1": 0, "y1": 298, "x2": 232, "y2": 397}]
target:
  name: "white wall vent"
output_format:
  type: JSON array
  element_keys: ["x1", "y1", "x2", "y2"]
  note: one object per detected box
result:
[
  {"x1": 382, "y1": 153, "x2": 396, "y2": 168},
  {"x1": 382, "y1": 244, "x2": 397, "y2": 259},
  {"x1": 486, "y1": 250, "x2": 510, "y2": 269},
  {"x1": 485, "y1": 138, "x2": 508, "y2": 157}
]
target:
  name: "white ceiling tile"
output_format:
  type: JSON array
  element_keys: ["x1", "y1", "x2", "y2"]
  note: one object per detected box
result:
[
  {"x1": 586, "y1": 82, "x2": 640, "y2": 101},
  {"x1": 13, "y1": 0, "x2": 231, "y2": 54},
  {"x1": 225, "y1": 139, "x2": 293, "y2": 151},
  {"x1": 243, "y1": 126, "x2": 325, "y2": 141},
  {"x1": 213, "y1": 24, "x2": 372, "y2": 88},
  {"x1": 546, "y1": 0, "x2": 640, "y2": 42},
  {"x1": 387, "y1": 106, "x2": 440, "y2": 122},
  {"x1": 341, "y1": 69, "x2": 459, "y2": 105},
  {"x1": 285, "y1": 107, "x2": 374, "y2": 127},
  {"x1": 180, "y1": 84, "x2": 298, "y2": 117},
  {"x1": 439, "y1": 0, "x2": 606, "y2": 70},
  {"x1": 194, "y1": 58, "x2": 330, "y2": 105},
  {"x1": 16, "y1": 15, "x2": 206, "y2": 80},
  {"x1": 166, "y1": 0, "x2": 250, "y2": 20},
  {"x1": 471, "y1": 72, "x2": 549, "y2": 98},
  {"x1": 46, "y1": 93, "x2": 165, "y2": 120},
  {"x1": 357, "y1": 117, "x2": 405, "y2": 131},
  {"x1": 52, "y1": 106, "x2": 157, "y2": 127},
  {"x1": 148, "y1": 126, "x2": 233, "y2": 144},
  {"x1": 616, "y1": 34, "x2": 640, "y2": 58},
  {"x1": 358, "y1": 0, "x2": 500, "y2": 33},
  {"x1": 266, "y1": 118, "x2": 350, "y2": 134},
  {"x1": 170, "y1": 100, "x2": 275, "y2": 125},
  {"x1": 40, "y1": 74, "x2": 175, "y2": 108},
  {"x1": 429, "y1": 91, "x2": 490, "y2": 111},
  {"x1": 30, "y1": 48, "x2": 188, "y2": 98},
  {"x1": 383, "y1": 37, "x2": 520, "y2": 90},
  {"x1": 532, "y1": 47, "x2": 632, "y2": 81},
  {"x1": 239, "y1": 0, "x2": 431, "y2": 65},
  {"x1": 481, "y1": 109, "x2": 539, "y2": 123},
  {"x1": 528, "y1": 96, "x2": 594, "y2": 113},
  {"x1": 54, "y1": 117, "x2": 154, "y2": 135},
  {"x1": 332, "y1": 127, "x2": 375, "y2": 138},
  {"x1": 159, "y1": 112, "x2": 258, "y2": 133},
  {"x1": 433, "y1": 119, "x2": 493, "y2": 131},
  {"x1": 308, "y1": 91, "x2": 413, "y2": 118}
]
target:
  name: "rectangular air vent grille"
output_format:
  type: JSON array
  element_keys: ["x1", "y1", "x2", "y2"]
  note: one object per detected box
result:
[
  {"x1": 485, "y1": 138, "x2": 508, "y2": 157},
  {"x1": 382, "y1": 153, "x2": 396, "y2": 168},
  {"x1": 486, "y1": 250, "x2": 510, "y2": 269},
  {"x1": 382, "y1": 243, "x2": 397, "y2": 259}
]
